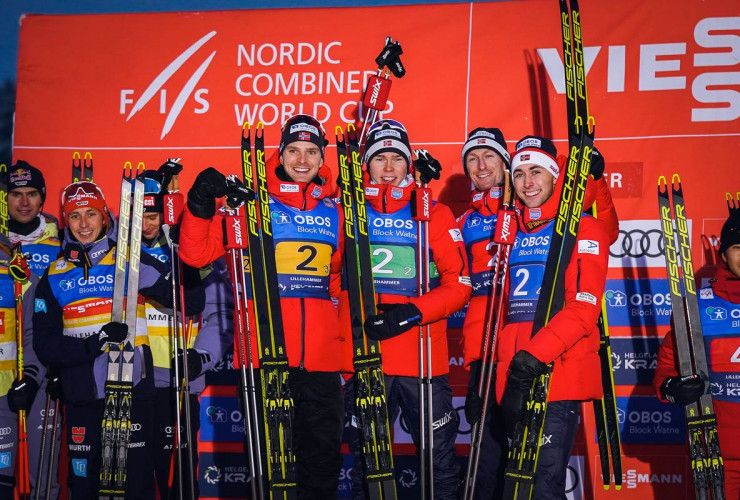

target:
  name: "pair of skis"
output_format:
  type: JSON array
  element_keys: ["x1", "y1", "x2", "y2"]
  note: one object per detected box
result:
[
  {"x1": 1, "y1": 163, "x2": 33, "y2": 499},
  {"x1": 658, "y1": 177, "x2": 725, "y2": 500},
  {"x1": 232, "y1": 123, "x2": 296, "y2": 499},
  {"x1": 71, "y1": 151, "x2": 94, "y2": 183},
  {"x1": 161, "y1": 172, "x2": 197, "y2": 500},
  {"x1": 337, "y1": 125, "x2": 397, "y2": 500},
  {"x1": 462, "y1": 169, "x2": 516, "y2": 499},
  {"x1": 503, "y1": 0, "x2": 595, "y2": 498},
  {"x1": 99, "y1": 162, "x2": 145, "y2": 499}
]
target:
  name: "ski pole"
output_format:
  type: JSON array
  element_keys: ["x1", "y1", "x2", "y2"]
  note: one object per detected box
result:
[
  {"x1": 357, "y1": 37, "x2": 405, "y2": 151},
  {"x1": 412, "y1": 161, "x2": 433, "y2": 499},
  {"x1": 44, "y1": 380, "x2": 60, "y2": 500},
  {"x1": 12, "y1": 253, "x2": 31, "y2": 500},
  {"x1": 33, "y1": 392, "x2": 52, "y2": 500},
  {"x1": 163, "y1": 185, "x2": 187, "y2": 500},
  {"x1": 224, "y1": 201, "x2": 266, "y2": 500},
  {"x1": 463, "y1": 169, "x2": 515, "y2": 500}
]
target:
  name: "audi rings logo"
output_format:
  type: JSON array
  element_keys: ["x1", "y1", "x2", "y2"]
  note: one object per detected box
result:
[
  {"x1": 0, "y1": 427, "x2": 11, "y2": 436},
  {"x1": 608, "y1": 220, "x2": 690, "y2": 268},
  {"x1": 130, "y1": 423, "x2": 142, "y2": 432},
  {"x1": 611, "y1": 229, "x2": 664, "y2": 259}
]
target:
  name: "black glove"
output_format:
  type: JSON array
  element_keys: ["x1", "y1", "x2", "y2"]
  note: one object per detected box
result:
[
  {"x1": 187, "y1": 167, "x2": 227, "y2": 219},
  {"x1": 413, "y1": 149, "x2": 442, "y2": 184},
  {"x1": 172, "y1": 348, "x2": 206, "y2": 381},
  {"x1": 158, "y1": 157, "x2": 184, "y2": 188},
  {"x1": 364, "y1": 303, "x2": 423, "y2": 341},
  {"x1": 224, "y1": 175, "x2": 254, "y2": 209},
  {"x1": 7, "y1": 377, "x2": 39, "y2": 413},
  {"x1": 660, "y1": 374, "x2": 707, "y2": 406},
  {"x1": 98, "y1": 321, "x2": 128, "y2": 349},
  {"x1": 46, "y1": 373, "x2": 62, "y2": 401},
  {"x1": 590, "y1": 147, "x2": 605, "y2": 180},
  {"x1": 500, "y1": 350, "x2": 548, "y2": 435},
  {"x1": 465, "y1": 361, "x2": 485, "y2": 425}
]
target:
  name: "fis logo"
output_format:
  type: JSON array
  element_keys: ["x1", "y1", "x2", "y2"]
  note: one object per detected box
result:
[{"x1": 120, "y1": 31, "x2": 217, "y2": 139}]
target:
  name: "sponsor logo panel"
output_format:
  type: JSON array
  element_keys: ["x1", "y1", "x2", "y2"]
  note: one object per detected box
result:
[
  {"x1": 198, "y1": 452, "x2": 251, "y2": 498},
  {"x1": 604, "y1": 278, "x2": 673, "y2": 327},
  {"x1": 610, "y1": 337, "x2": 661, "y2": 386},
  {"x1": 616, "y1": 396, "x2": 685, "y2": 444},
  {"x1": 199, "y1": 395, "x2": 244, "y2": 443},
  {"x1": 609, "y1": 219, "x2": 691, "y2": 269}
]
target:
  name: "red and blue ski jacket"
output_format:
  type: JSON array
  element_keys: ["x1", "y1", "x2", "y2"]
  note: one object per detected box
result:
[
  {"x1": 179, "y1": 163, "x2": 348, "y2": 373},
  {"x1": 338, "y1": 175, "x2": 472, "y2": 377}
]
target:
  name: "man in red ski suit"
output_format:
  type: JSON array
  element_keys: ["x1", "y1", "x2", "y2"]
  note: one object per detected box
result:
[
  {"x1": 178, "y1": 114, "x2": 347, "y2": 499},
  {"x1": 340, "y1": 119, "x2": 472, "y2": 499},
  {"x1": 457, "y1": 127, "x2": 512, "y2": 499},
  {"x1": 653, "y1": 209, "x2": 740, "y2": 499},
  {"x1": 496, "y1": 135, "x2": 610, "y2": 498}
]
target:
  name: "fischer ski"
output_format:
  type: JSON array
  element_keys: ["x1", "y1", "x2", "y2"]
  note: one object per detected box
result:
[
  {"x1": 337, "y1": 125, "x2": 397, "y2": 500},
  {"x1": 71, "y1": 152, "x2": 94, "y2": 183},
  {"x1": 658, "y1": 175, "x2": 725, "y2": 500},
  {"x1": 503, "y1": 0, "x2": 594, "y2": 498},
  {"x1": 99, "y1": 162, "x2": 145, "y2": 499},
  {"x1": 242, "y1": 122, "x2": 297, "y2": 499},
  {"x1": 726, "y1": 192, "x2": 739, "y2": 216},
  {"x1": 462, "y1": 169, "x2": 516, "y2": 500}
]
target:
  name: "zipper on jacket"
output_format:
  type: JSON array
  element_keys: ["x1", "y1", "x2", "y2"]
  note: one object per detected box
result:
[{"x1": 299, "y1": 298, "x2": 306, "y2": 370}]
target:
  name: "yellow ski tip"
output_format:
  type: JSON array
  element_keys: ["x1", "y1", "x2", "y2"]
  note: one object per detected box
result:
[
  {"x1": 615, "y1": 485, "x2": 622, "y2": 490},
  {"x1": 256, "y1": 121, "x2": 265, "y2": 130},
  {"x1": 84, "y1": 152, "x2": 92, "y2": 160},
  {"x1": 242, "y1": 121, "x2": 251, "y2": 130},
  {"x1": 657, "y1": 175, "x2": 667, "y2": 186},
  {"x1": 347, "y1": 122, "x2": 357, "y2": 133},
  {"x1": 136, "y1": 161, "x2": 145, "y2": 173},
  {"x1": 671, "y1": 173, "x2": 681, "y2": 184},
  {"x1": 335, "y1": 125, "x2": 343, "y2": 135},
  {"x1": 72, "y1": 151, "x2": 81, "y2": 159}
]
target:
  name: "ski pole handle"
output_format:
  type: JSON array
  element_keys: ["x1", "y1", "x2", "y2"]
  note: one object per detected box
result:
[
  {"x1": 224, "y1": 210, "x2": 248, "y2": 250},
  {"x1": 163, "y1": 192, "x2": 184, "y2": 226},
  {"x1": 362, "y1": 75, "x2": 392, "y2": 112}
]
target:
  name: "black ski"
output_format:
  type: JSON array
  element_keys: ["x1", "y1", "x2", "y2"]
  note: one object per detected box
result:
[
  {"x1": 71, "y1": 152, "x2": 93, "y2": 183},
  {"x1": 99, "y1": 163, "x2": 145, "y2": 499},
  {"x1": 243, "y1": 123, "x2": 297, "y2": 499},
  {"x1": 504, "y1": 0, "x2": 594, "y2": 497},
  {"x1": 658, "y1": 175, "x2": 725, "y2": 500},
  {"x1": 337, "y1": 125, "x2": 396, "y2": 500}
]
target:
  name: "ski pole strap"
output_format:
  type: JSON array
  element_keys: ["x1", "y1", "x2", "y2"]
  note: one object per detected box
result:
[
  {"x1": 9, "y1": 250, "x2": 31, "y2": 282},
  {"x1": 224, "y1": 210, "x2": 248, "y2": 250},
  {"x1": 411, "y1": 187, "x2": 431, "y2": 221}
]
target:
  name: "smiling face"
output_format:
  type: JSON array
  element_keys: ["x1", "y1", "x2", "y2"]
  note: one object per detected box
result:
[
  {"x1": 512, "y1": 164, "x2": 556, "y2": 208},
  {"x1": 466, "y1": 149, "x2": 505, "y2": 191},
  {"x1": 67, "y1": 207, "x2": 105, "y2": 244},
  {"x1": 367, "y1": 152, "x2": 408, "y2": 186},
  {"x1": 8, "y1": 187, "x2": 43, "y2": 224},
  {"x1": 279, "y1": 141, "x2": 323, "y2": 183}
]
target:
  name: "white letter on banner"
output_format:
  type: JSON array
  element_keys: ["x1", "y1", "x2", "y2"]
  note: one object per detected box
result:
[
  {"x1": 639, "y1": 43, "x2": 686, "y2": 91},
  {"x1": 692, "y1": 72, "x2": 740, "y2": 122},
  {"x1": 694, "y1": 17, "x2": 740, "y2": 67},
  {"x1": 537, "y1": 47, "x2": 600, "y2": 94}
]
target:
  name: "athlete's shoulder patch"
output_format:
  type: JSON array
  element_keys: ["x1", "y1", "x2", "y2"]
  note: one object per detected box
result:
[
  {"x1": 577, "y1": 239, "x2": 600, "y2": 255},
  {"x1": 448, "y1": 228, "x2": 464, "y2": 242},
  {"x1": 576, "y1": 292, "x2": 597, "y2": 306},
  {"x1": 459, "y1": 276, "x2": 472, "y2": 287}
]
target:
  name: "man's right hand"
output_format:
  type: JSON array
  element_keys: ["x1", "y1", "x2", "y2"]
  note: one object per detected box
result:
[
  {"x1": 187, "y1": 167, "x2": 227, "y2": 219},
  {"x1": 660, "y1": 374, "x2": 707, "y2": 406}
]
